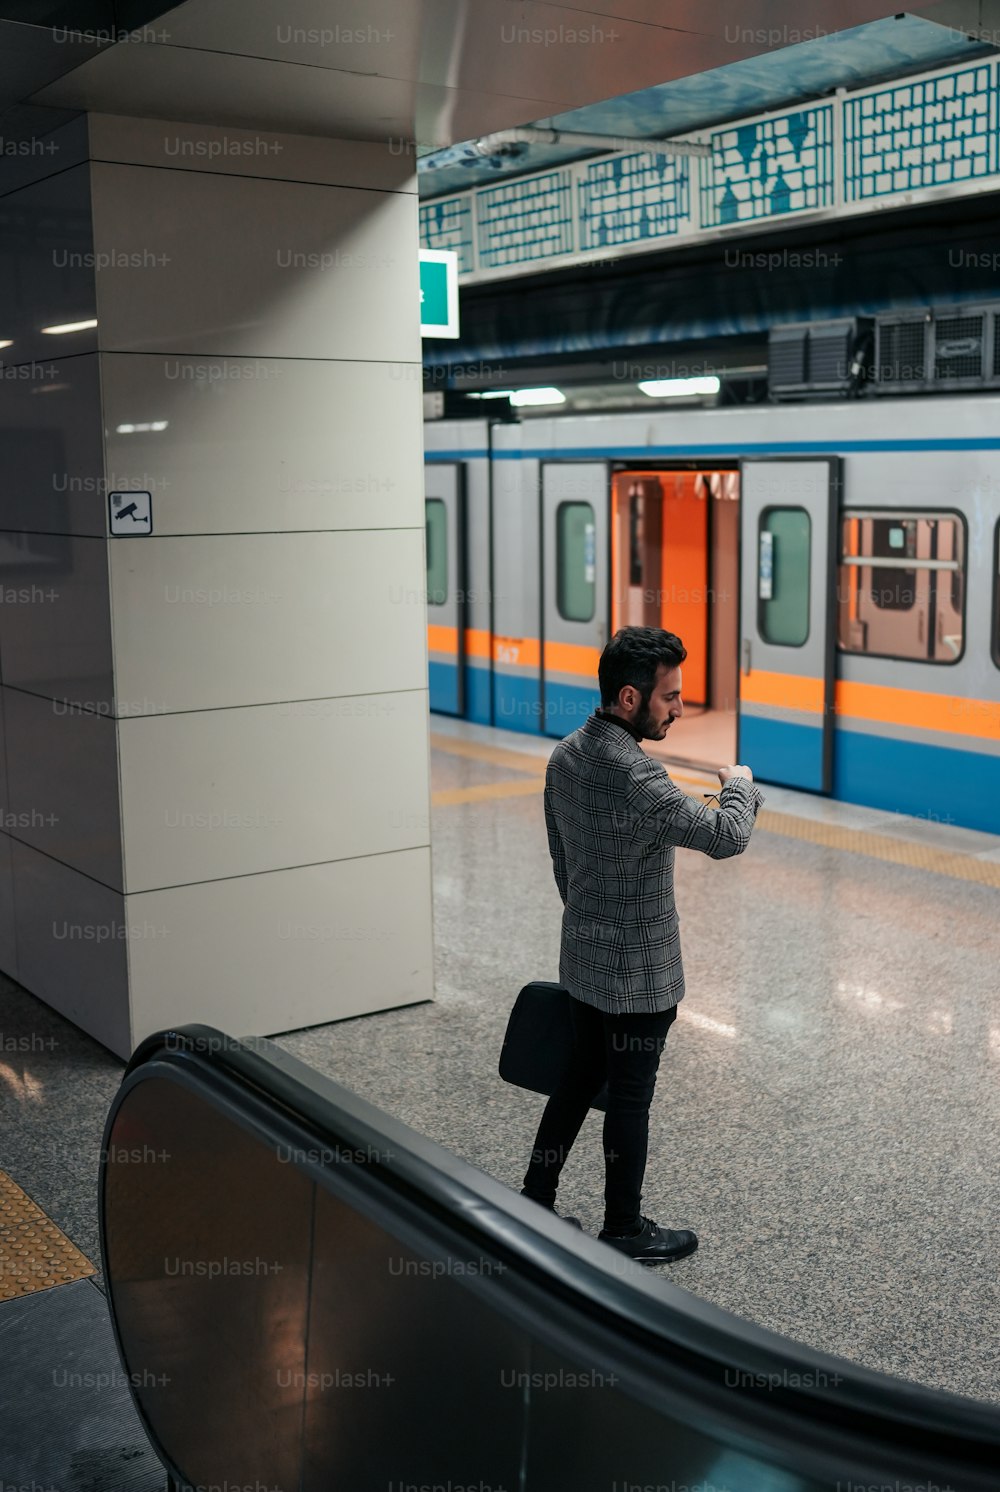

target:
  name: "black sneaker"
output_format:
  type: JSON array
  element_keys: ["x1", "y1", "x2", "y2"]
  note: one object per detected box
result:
[{"x1": 598, "y1": 1216, "x2": 698, "y2": 1263}]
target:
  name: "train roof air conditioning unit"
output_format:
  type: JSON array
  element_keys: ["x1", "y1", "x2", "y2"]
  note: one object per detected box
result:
[
  {"x1": 768, "y1": 325, "x2": 807, "y2": 395},
  {"x1": 768, "y1": 319, "x2": 870, "y2": 400},
  {"x1": 873, "y1": 313, "x2": 930, "y2": 393},
  {"x1": 874, "y1": 303, "x2": 1000, "y2": 393},
  {"x1": 933, "y1": 306, "x2": 992, "y2": 387}
]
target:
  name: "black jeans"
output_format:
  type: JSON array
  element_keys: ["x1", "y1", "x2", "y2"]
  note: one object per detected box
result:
[{"x1": 521, "y1": 997, "x2": 677, "y2": 1235}]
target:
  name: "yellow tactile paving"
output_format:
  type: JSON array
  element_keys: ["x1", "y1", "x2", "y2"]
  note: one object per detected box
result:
[
  {"x1": 429, "y1": 732, "x2": 549, "y2": 776},
  {"x1": 0, "y1": 1168, "x2": 95, "y2": 1300},
  {"x1": 754, "y1": 809, "x2": 1000, "y2": 889},
  {"x1": 430, "y1": 735, "x2": 1000, "y2": 890}
]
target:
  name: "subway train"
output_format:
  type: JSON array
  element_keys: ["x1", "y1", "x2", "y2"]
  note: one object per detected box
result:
[{"x1": 423, "y1": 396, "x2": 1000, "y2": 835}]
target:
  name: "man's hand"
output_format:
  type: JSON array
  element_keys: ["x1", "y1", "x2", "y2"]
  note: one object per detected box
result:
[{"x1": 718, "y1": 765, "x2": 754, "y2": 786}]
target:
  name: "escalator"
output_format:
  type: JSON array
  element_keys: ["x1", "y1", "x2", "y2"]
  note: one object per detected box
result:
[{"x1": 100, "y1": 1027, "x2": 1000, "y2": 1490}]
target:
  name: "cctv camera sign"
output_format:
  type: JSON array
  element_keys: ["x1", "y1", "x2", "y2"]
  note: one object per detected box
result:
[
  {"x1": 420, "y1": 250, "x2": 459, "y2": 339},
  {"x1": 109, "y1": 491, "x2": 153, "y2": 535}
]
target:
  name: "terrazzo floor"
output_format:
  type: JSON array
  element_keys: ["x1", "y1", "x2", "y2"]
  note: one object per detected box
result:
[
  {"x1": 277, "y1": 723, "x2": 1000, "y2": 1408},
  {"x1": 0, "y1": 718, "x2": 997, "y2": 1410}
]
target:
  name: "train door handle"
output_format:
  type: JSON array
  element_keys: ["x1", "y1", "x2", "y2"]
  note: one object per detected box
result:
[{"x1": 742, "y1": 638, "x2": 752, "y2": 675}]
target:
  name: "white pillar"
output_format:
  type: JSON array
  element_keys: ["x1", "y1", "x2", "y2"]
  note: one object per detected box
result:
[{"x1": 0, "y1": 115, "x2": 433, "y2": 1057}]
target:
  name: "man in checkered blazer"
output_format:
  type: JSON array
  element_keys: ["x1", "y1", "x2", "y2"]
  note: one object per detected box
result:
[{"x1": 521, "y1": 626, "x2": 765, "y2": 1262}]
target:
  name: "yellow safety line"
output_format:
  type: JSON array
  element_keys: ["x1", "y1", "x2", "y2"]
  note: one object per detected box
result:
[
  {"x1": 430, "y1": 736, "x2": 1000, "y2": 889},
  {"x1": 432, "y1": 779, "x2": 546, "y2": 807},
  {"x1": 0, "y1": 1168, "x2": 95, "y2": 1300}
]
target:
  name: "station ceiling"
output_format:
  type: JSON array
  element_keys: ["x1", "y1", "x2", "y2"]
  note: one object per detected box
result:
[
  {"x1": 418, "y1": 9, "x2": 1000, "y2": 198},
  {"x1": 0, "y1": 0, "x2": 985, "y2": 152}
]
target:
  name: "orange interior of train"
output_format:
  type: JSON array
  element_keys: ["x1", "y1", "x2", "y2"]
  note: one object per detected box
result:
[{"x1": 610, "y1": 469, "x2": 740, "y2": 770}]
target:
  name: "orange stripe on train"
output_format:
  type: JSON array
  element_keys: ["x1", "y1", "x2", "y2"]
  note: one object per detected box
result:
[
  {"x1": 740, "y1": 670, "x2": 825, "y2": 713},
  {"x1": 427, "y1": 626, "x2": 492, "y2": 659},
  {"x1": 835, "y1": 679, "x2": 1000, "y2": 742},
  {"x1": 542, "y1": 639, "x2": 602, "y2": 677},
  {"x1": 744, "y1": 669, "x2": 1000, "y2": 741},
  {"x1": 492, "y1": 635, "x2": 542, "y2": 668}
]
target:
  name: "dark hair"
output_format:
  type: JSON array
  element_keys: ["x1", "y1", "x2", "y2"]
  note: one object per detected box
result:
[{"x1": 598, "y1": 627, "x2": 687, "y2": 709}]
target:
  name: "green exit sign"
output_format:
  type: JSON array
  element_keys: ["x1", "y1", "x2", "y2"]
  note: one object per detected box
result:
[{"x1": 420, "y1": 250, "x2": 459, "y2": 339}]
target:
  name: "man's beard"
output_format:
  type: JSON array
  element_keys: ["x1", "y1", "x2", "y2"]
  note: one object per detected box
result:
[{"x1": 632, "y1": 697, "x2": 659, "y2": 739}]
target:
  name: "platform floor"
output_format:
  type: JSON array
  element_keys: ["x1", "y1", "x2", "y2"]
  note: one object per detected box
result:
[
  {"x1": 284, "y1": 718, "x2": 1000, "y2": 1407},
  {"x1": 0, "y1": 714, "x2": 998, "y2": 1430}
]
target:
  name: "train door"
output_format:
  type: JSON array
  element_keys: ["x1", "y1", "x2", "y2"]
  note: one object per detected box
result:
[
  {"x1": 541, "y1": 463, "x2": 609, "y2": 738},
  {"x1": 424, "y1": 463, "x2": 465, "y2": 716},
  {"x1": 738, "y1": 458, "x2": 841, "y2": 792},
  {"x1": 610, "y1": 468, "x2": 740, "y2": 769}
]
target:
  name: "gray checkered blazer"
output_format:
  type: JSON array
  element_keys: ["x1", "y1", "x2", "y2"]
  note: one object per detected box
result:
[{"x1": 544, "y1": 712, "x2": 765, "y2": 1015}]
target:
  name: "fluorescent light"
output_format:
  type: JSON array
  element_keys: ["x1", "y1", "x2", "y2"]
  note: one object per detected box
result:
[
  {"x1": 0, "y1": 340, "x2": 12, "y2": 350},
  {"x1": 116, "y1": 421, "x2": 169, "y2": 434},
  {"x1": 471, "y1": 389, "x2": 515, "y2": 400},
  {"x1": 638, "y1": 376, "x2": 720, "y2": 398},
  {"x1": 509, "y1": 386, "x2": 565, "y2": 407},
  {"x1": 40, "y1": 319, "x2": 98, "y2": 335}
]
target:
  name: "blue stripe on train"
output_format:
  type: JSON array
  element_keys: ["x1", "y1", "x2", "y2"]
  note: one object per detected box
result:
[
  {"x1": 739, "y1": 715, "x2": 827, "y2": 793},
  {"x1": 745, "y1": 716, "x2": 1000, "y2": 834},
  {"x1": 491, "y1": 439, "x2": 1000, "y2": 458},
  {"x1": 464, "y1": 662, "x2": 491, "y2": 725},
  {"x1": 834, "y1": 728, "x2": 1000, "y2": 837},
  {"x1": 428, "y1": 660, "x2": 461, "y2": 715},
  {"x1": 426, "y1": 440, "x2": 1000, "y2": 460},
  {"x1": 492, "y1": 672, "x2": 543, "y2": 735},
  {"x1": 430, "y1": 660, "x2": 493, "y2": 722},
  {"x1": 487, "y1": 676, "x2": 600, "y2": 736},
  {"x1": 540, "y1": 680, "x2": 602, "y2": 739}
]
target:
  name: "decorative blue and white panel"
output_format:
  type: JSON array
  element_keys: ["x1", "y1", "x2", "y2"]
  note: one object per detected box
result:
[
  {"x1": 843, "y1": 63, "x2": 998, "y2": 201},
  {"x1": 419, "y1": 196, "x2": 475, "y2": 275},
  {"x1": 578, "y1": 151, "x2": 691, "y2": 250},
  {"x1": 477, "y1": 170, "x2": 574, "y2": 269},
  {"x1": 701, "y1": 105, "x2": 834, "y2": 228}
]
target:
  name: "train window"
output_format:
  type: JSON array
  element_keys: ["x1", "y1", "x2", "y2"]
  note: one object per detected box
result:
[
  {"x1": 425, "y1": 498, "x2": 448, "y2": 606},
  {"x1": 757, "y1": 507, "x2": 810, "y2": 647},
  {"x1": 837, "y1": 510, "x2": 965, "y2": 663},
  {"x1": 556, "y1": 501, "x2": 596, "y2": 623}
]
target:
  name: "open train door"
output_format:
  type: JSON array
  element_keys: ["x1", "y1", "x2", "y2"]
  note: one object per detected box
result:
[
  {"x1": 738, "y1": 458, "x2": 841, "y2": 793},
  {"x1": 541, "y1": 463, "x2": 609, "y2": 739},
  {"x1": 424, "y1": 462, "x2": 466, "y2": 716}
]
